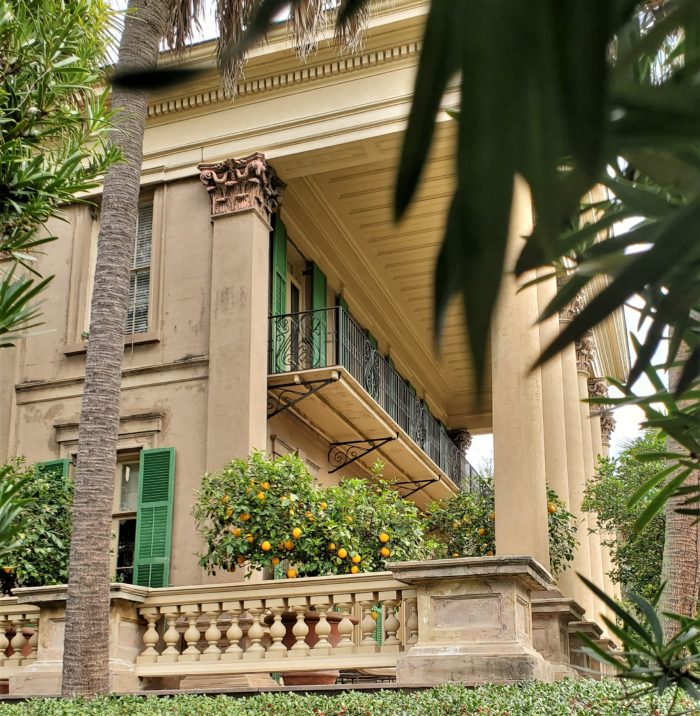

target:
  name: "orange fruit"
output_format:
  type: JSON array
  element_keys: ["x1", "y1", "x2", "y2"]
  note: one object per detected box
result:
[
  {"x1": 257, "y1": 491, "x2": 266, "y2": 501},
  {"x1": 261, "y1": 482, "x2": 270, "y2": 490},
  {"x1": 225, "y1": 507, "x2": 234, "y2": 517},
  {"x1": 547, "y1": 503, "x2": 557, "y2": 515},
  {"x1": 328, "y1": 543, "x2": 336, "y2": 551},
  {"x1": 221, "y1": 495, "x2": 230, "y2": 504},
  {"x1": 378, "y1": 532, "x2": 390, "y2": 543},
  {"x1": 477, "y1": 528, "x2": 486, "y2": 536},
  {"x1": 351, "y1": 554, "x2": 361, "y2": 564},
  {"x1": 489, "y1": 512, "x2": 496, "y2": 521},
  {"x1": 271, "y1": 556, "x2": 280, "y2": 565},
  {"x1": 350, "y1": 565, "x2": 360, "y2": 574},
  {"x1": 370, "y1": 612, "x2": 378, "y2": 621},
  {"x1": 292, "y1": 527, "x2": 302, "y2": 539},
  {"x1": 236, "y1": 555, "x2": 246, "y2": 565},
  {"x1": 286, "y1": 568, "x2": 298, "y2": 579},
  {"x1": 452, "y1": 552, "x2": 460, "y2": 558},
  {"x1": 380, "y1": 546, "x2": 391, "y2": 558},
  {"x1": 231, "y1": 527, "x2": 241, "y2": 537},
  {"x1": 240, "y1": 513, "x2": 251, "y2": 522},
  {"x1": 246, "y1": 533, "x2": 254, "y2": 543},
  {"x1": 337, "y1": 548, "x2": 348, "y2": 559},
  {"x1": 261, "y1": 540, "x2": 271, "y2": 552},
  {"x1": 284, "y1": 540, "x2": 295, "y2": 551},
  {"x1": 320, "y1": 501, "x2": 327, "y2": 510},
  {"x1": 486, "y1": 551, "x2": 494, "y2": 557}
]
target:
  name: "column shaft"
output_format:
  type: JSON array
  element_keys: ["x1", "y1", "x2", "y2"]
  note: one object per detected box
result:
[{"x1": 492, "y1": 178, "x2": 550, "y2": 572}]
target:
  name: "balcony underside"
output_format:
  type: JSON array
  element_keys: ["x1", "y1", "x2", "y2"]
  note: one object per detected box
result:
[{"x1": 268, "y1": 367, "x2": 459, "y2": 508}]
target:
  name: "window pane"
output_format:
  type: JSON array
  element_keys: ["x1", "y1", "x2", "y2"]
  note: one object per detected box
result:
[
  {"x1": 116, "y1": 518, "x2": 136, "y2": 584},
  {"x1": 134, "y1": 204, "x2": 153, "y2": 269},
  {"x1": 119, "y1": 462, "x2": 140, "y2": 512}
]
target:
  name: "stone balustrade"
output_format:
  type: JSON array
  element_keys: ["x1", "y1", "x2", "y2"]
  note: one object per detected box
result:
[
  {"x1": 0, "y1": 557, "x2": 618, "y2": 695},
  {"x1": 135, "y1": 572, "x2": 417, "y2": 679},
  {"x1": 0, "y1": 598, "x2": 39, "y2": 669}
]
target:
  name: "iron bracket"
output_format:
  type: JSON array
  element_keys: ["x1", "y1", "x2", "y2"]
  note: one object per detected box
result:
[
  {"x1": 267, "y1": 377, "x2": 337, "y2": 418},
  {"x1": 328, "y1": 436, "x2": 396, "y2": 473}
]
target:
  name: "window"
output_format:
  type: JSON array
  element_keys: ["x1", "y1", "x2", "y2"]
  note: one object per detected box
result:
[
  {"x1": 126, "y1": 203, "x2": 153, "y2": 335},
  {"x1": 112, "y1": 457, "x2": 140, "y2": 584}
]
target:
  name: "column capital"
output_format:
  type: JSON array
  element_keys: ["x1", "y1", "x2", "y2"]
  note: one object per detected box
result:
[
  {"x1": 556, "y1": 276, "x2": 586, "y2": 324},
  {"x1": 587, "y1": 377, "x2": 608, "y2": 399},
  {"x1": 575, "y1": 331, "x2": 596, "y2": 377},
  {"x1": 448, "y1": 428, "x2": 472, "y2": 452},
  {"x1": 198, "y1": 152, "x2": 286, "y2": 224},
  {"x1": 600, "y1": 412, "x2": 616, "y2": 447}
]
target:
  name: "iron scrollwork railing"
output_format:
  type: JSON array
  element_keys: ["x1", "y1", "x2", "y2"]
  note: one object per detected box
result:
[{"x1": 268, "y1": 306, "x2": 480, "y2": 489}]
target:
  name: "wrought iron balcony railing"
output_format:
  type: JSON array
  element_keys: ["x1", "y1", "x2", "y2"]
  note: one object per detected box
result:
[{"x1": 268, "y1": 307, "x2": 483, "y2": 493}]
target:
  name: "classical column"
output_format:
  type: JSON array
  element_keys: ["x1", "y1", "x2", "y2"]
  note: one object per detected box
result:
[
  {"x1": 600, "y1": 410, "x2": 622, "y2": 601},
  {"x1": 199, "y1": 153, "x2": 285, "y2": 471},
  {"x1": 536, "y1": 270, "x2": 578, "y2": 600},
  {"x1": 492, "y1": 178, "x2": 550, "y2": 572},
  {"x1": 588, "y1": 377, "x2": 618, "y2": 611},
  {"x1": 575, "y1": 332, "x2": 607, "y2": 622},
  {"x1": 558, "y1": 290, "x2": 595, "y2": 618}
]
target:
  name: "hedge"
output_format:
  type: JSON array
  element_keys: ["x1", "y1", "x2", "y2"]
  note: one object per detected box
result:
[{"x1": 0, "y1": 680, "x2": 694, "y2": 716}]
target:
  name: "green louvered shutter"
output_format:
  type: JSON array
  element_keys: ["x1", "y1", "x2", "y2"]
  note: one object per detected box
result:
[
  {"x1": 270, "y1": 218, "x2": 287, "y2": 372},
  {"x1": 35, "y1": 459, "x2": 70, "y2": 480},
  {"x1": 311, "y1": 263, "x2": 327, "y2": 368},
  {"x1": 134, "y1": 448, "x2": 175, "y2": 588}
]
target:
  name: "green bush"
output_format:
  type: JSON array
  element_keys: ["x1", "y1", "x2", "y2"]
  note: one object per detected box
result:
[
  {"x1": 0, "y1": 681, "x2": 690, "y2": 715},
  {"x1": 582, "y1": 432, "x2": 666, "y2": 603},
  {"x1": 0, "y1": 458, "x2": 72, "y2": 594}
]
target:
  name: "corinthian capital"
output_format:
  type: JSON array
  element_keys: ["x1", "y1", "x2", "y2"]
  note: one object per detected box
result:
[
  {"x1": 198, "y1": 152, "x2": 286, "y2": 224},
  {"x1": 600, "y1": 412, "x2": 616, "y2": 446},
  {"x1": 587, "y1": 376, "x2": 609, "y2": 399},
  {"x1": 575, "y1": 331, "x2": 596, "y2": 377},
  {"x1": 556, "y1": 275, "x2": 586, "y2": 324}
]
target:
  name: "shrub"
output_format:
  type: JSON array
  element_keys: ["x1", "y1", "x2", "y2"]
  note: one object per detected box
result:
[
  {"x1": 0, "y1": 680, "x2": 688, "y2": 715},
  {"x1": 0, "y1": 458, "x2": 72, "y2": 594}
]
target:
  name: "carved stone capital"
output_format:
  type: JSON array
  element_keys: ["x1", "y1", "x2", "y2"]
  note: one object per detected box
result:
[
  {"x1": 198, "y1": 152, "x2": 286, "y2": 224},
  {"x1": 600, "y1": 412, "x2": 616, "y2": 447},
  {"x1": 587, "y1": 377, "x2": 608, "y2": 399},
  {"x1": 448, "y1": 428, "x2": 472, "y2": 452},
  {"x1": 575, "y1": 331, "x2": 596, "y2": 377}
]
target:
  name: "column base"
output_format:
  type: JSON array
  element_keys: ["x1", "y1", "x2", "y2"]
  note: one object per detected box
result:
[{"x1": 397, "y1": 643, "x2": 553, "y2": 685}]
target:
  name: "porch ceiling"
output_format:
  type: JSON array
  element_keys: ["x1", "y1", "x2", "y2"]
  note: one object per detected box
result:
[{"x1": 276, "y1": 121, "x2": 492, "y2": 432}]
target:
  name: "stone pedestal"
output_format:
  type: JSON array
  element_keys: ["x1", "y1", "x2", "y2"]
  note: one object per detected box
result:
[
  {"x1": 8, "y1": 584, "x2": 148, "y2": 696},
  {"x1": 531, "y1": 590, "x2": 585, "y2": 680},
  {"x1": 390, "y1": 556, "x2": 554, "y2": 685},
  {"x1": 568, "y1": 620, "x2": 611, "y2": 678}
]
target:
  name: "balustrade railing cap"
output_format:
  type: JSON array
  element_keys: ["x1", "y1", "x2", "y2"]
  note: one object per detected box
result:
[
  {"x1": 13, "y1": 583, "x2": 150, "y2": 606},
  {"x1": 387, "y1": 556, "x2": 553, "y2": 591},
  {"x1": 531, "y1": 591, "x2": 586, "y2": 620}
]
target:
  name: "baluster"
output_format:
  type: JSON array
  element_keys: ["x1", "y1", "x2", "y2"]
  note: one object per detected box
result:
[
  {"x1": 222, "y1": 601, "x2": 244, "y2": 660},
  {"x1": 266, "y1": 599, "x2": 288, "y2": 657},
  {"x1": 179, "y1": 606, "x2": 202, "y2": 661},
  {"x1": 159, "y1": 608, "x2": 181, "y2": 662},
  {"x1": 8, "y1": 617, "x2": 25, "y2": 662},
  {"x1": 242, "y1": 600, "x2": 265, "y2": 659},
  {"x1": 405, "y1": 595, "x2": 419, "y2": 646},
  {"x1": 288, "y1": 597, "x2": 309, "y2": 658},
  {"x1": 382, "y1": 598, "x2": 401, "y2": 651},
  {"x1": 0, "y1": 618, "x2": 10, "y2": 664},
  {"x1": 25, "y1": 620, "x2": 38, "y2": 661},
  {"x1": 200, "y1": 603, "x2": 222, "y2": 661},
  {"x1": 310, "y1": 596, "x2": 332, "y2": 655},
  {"x1": 358, "y1": 598, "x2": 379, "y2": 653},
  {"x1": 333, "y1": 596, "x2": 354, "y2": 654},
  {"x1": 138, "y1": 608, "x2": 161, "y2": 663}
]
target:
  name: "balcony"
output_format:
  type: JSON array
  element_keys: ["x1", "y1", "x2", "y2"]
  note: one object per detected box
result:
[{"x1": 268, "y1": 307, "x2": 480, "y2": 497}]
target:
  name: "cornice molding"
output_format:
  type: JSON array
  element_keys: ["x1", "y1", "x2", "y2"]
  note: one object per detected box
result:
[{"x1": 147, "y1": 41, "x2": 421, "y2": 120}]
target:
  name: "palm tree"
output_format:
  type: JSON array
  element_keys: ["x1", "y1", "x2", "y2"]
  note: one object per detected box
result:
[{"x1": 62, "y1": 0, "x2": 369, "y2": 697}]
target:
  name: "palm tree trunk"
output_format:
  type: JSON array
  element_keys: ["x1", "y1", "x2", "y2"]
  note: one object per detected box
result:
[
  {"x1": 660, "y1": 340, "x2": 700, "y2": 638},
  {"x1": 61, "y1": 0, "x2": 169, "y2": 697}
]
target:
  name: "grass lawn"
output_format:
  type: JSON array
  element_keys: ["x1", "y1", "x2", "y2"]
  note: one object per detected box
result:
[{"x1": 0, "y1": 680, "x2": 695, "y2": 715}]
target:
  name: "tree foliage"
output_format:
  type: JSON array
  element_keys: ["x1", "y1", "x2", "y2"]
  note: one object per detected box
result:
[
  {"x1": 583, "y1": 433, "x2": 666, "y2": 603},
  {"x1": 0, "y1": 459, "x2": 73, "y2": 594},
  {"x1": 0, "y1": 0, "x2": 117, "y2": 345}
]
